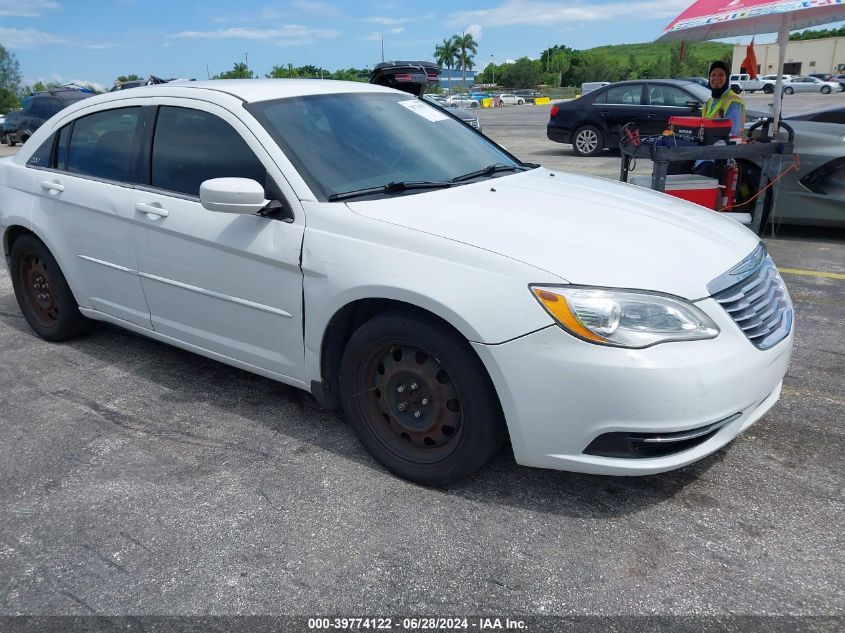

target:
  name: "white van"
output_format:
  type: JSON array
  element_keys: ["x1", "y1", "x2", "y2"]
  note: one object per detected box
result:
[{"x1": 581, "y1": 81, "x2": 611, "y2": 95}]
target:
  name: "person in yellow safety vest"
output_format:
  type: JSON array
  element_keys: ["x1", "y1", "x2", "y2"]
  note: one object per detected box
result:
[{"x1": 702, "y1": 60, "x2": 746, "y2": 139}]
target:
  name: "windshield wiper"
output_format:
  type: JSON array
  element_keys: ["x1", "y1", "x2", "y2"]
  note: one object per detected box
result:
[
  {"x1": 450, "y1": 163, "x2": 527, "y2": 183},
  {"x1": 328, "y1": 180, "x2": 453, "y2": 202}
]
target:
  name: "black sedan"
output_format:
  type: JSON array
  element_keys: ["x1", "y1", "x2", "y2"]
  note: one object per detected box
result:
[{"x1": 547, "y1": 80, "x2": 715, "y2": 157}]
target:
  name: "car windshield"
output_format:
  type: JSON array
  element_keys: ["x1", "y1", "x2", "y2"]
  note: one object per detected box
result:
[{"x1": 247, "y1": 92, "x2": 520, "y2": 201}]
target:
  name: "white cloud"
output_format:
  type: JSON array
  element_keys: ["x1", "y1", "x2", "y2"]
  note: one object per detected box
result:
[
  {"x1": 176, "y1": 25, "x2": 341, "y2": 46},
  {"x1": 366, "y1": 14, "x2": 433, "y2": 26},
  {"x1": 361, "y1": 28, "x2": 405, "y2": 41},
  {"x1": 0, "y1": 26, "x2": 115, "y2": 50},
  {"x1": 466, "y1": 24, "x2": 483, "y2": 40},
  {"x1": 448, "y1": 0, "x2": 690, "y2": 28},
  {"x1": 0, "y1": 0, "x2": 59, "y2": 17}
]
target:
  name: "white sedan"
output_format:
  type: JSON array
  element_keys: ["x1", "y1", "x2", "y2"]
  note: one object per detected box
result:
[
  {"x1": 0, "y1": 80, "x2": 793, "y2": 485},
  {"x1": 497, "y1": 93, "x2": 526, "y2": 105},
  {"x1": 446, "y1": 94, "x2": 479, "y2": 108},
  {"x1": 782, "y1": 76, "x2": 843, "y2": 94}
]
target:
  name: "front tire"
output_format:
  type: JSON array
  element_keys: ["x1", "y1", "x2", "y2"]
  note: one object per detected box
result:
[
  {"x1": 572, "y1": 124, "x2": 604, "y2": 157},
  {"x1": 10, "y1": 235, "x2": 92, "y2": 341},
  {"x1": 339, "y1": 311, "x2": 506, "y2": 486}
]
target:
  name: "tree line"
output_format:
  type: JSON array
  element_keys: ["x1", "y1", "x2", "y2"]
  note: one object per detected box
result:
[{"x1": 472, "y1": 43, "x2": 733, "y2": 90}]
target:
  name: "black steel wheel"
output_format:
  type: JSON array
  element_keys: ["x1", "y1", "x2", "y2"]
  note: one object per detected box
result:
[
  {"x1": 339, "y1": 311, "x2": 505, "y2": 486},
  {"x1": 10, "y1": 235, "x2": 92, "y2": 341},
  {"x1": 572, "y1": 124, "x2": 604, "y2": 157}
]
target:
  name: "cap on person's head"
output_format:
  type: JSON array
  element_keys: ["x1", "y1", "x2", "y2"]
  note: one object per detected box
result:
[{"x1": 709, "y1": 61, "x2": 729, "y2": 76}]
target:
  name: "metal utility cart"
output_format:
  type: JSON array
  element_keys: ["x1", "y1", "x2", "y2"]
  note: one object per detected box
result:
[{"x1": 619, "y1": 120, "x2": 794, "y2": 235}]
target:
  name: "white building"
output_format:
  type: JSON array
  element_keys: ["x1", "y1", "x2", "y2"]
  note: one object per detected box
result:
[{"x1": 732, "y1": 36, "x2": 845, "y2": 76}]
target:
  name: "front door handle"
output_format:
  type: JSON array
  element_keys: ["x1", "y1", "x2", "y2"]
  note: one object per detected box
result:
[
  {"x1": 134, "y1": 202, "x2": 169, "y2": 219},
  {"x1": 39, "y1": 180, "x2": 64, "y2": 193}
]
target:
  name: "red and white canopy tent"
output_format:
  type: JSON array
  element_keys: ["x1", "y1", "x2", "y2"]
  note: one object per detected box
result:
[{"x1": 657, "y1": 0, "x2": 845, "y2": 130}]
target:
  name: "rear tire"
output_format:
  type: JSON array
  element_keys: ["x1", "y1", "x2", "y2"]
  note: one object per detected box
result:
[
  {"x1": 763, "y1": 85, "x2": 774, "y2": 94},
  {"x1": 784, "y1": 87, "x2": 794, "y2": 95},
  {"x1": 821, "y1": 86, "x2": 831, "y2": 94},
  {"x1": 731, "y1": 85, "x2": 742, "y2": 93},
  {"x1": 10, "y1": 235, "x2": 93, "y2": 341},
  {"x1": 572, "y1": 125, "x2": 604, "y2": 157},
  {"x1": 339, "y1": 311, "x2": 506, "y2": 486}
]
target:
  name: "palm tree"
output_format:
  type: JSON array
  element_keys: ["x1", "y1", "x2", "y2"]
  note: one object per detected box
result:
[
  {"x1": 454, "y1": 33, "x2": 478, "y2": 90},
  {"x1": 434, "y1": 38, "x2": 458, "y2": 91}
]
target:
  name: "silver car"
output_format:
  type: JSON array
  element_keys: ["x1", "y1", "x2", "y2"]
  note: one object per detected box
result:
[
  {"x1": 782, "y1": 76, "x2": 843, "y2": 94},
  {"x1": 766, "y1": 107, "x2": 845, "y2": 228}
]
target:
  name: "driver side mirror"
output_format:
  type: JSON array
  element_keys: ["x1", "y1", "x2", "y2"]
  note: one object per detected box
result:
[{"x1": 200, "y1": 178, "x2": 269, "y2": 215}]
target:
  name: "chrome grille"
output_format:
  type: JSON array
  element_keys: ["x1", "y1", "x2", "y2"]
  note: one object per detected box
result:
[{"x1": 708, "y1": 244, "x2": 793, "y2": 350}]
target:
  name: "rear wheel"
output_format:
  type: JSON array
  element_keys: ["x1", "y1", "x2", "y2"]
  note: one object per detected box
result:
[
  {"x1": 731, "y1": 85, "x2": 742, "y2": 93},
  {"x1": 10, "y1": 235, "x2": 92, "y2": 341},
  {"x1": 821, "y1": 85, "x2": 831, "y2": 94},
  {"x1": 763, "y1": 85, "x2": 774, "y2": 94},
  {"x1": 572, "y1": 125, "x2": 604, "y2": 157},
  {"x1": 339, "y1": 311, "x2": 506, "y2": 486}
]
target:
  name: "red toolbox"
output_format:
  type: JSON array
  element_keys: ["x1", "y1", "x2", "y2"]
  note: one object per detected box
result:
[{"x1": 668, "y1": 116, "x2": 732, "y2": 144}]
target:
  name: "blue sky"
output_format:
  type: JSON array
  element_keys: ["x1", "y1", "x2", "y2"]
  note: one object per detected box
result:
[{"x1": 1, "y1": 0, "x2": 841, "y2": 90}]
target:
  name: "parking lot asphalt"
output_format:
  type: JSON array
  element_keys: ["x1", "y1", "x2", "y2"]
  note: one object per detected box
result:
[{"x1": 0, "y1": 93, "x2": 843, "y2": 624}]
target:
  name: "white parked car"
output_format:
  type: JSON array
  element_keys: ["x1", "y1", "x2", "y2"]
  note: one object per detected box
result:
[
  {"x1": 729, "y1": 73, "x2": 765, "y2": 93},
  {"x1": 446, "y1": 94, "x2": 479, "y2": 108},
  {"x1": 497, "y1": 93, "x2": 525, "y2": 105},
  {"x1": 782, "y1": 76, "x2": 843, "y2": 94},
  {"x1": 760, "y1": 74, "x2": 793, "y2": 94},
  {"x1": 0, "y1": 80, "x2": 794, "y2": 485}
]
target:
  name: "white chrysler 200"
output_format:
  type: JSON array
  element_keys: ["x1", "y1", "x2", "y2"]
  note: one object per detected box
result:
[{"x1": 0, "y1": 80, "x2": 793, "y2": 485}]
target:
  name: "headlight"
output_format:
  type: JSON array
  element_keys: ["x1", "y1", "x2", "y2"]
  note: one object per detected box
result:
[{"x1": 530, "y1": 286, "x2": 719, "y2": 348}]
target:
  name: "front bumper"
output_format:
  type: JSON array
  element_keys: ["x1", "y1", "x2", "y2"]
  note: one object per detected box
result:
[{"x1": 472, "y1": 297, "x2": 793, "y2": 475}]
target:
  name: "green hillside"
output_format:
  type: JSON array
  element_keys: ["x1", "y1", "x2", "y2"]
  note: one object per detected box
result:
[{"x1": 586, "y1": 41, "x2": 733, "y2": 67}]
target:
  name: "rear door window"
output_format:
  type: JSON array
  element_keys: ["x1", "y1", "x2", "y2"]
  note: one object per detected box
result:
[
  {"x1": 603, "y1": 85, "x2": 644, "y2": 105},
  {"x1": 65, "y1": 107, "x2": 142, "y2": 183},
  {"x1": 150, "y1": 106, "x2": 267, "y2": 197}
]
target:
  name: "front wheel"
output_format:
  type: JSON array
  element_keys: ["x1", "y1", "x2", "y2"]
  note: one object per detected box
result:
[
  {"x1": 784, "y1": 87, "x2": 794, "y2": 95},
  {"x1": 821, "y1": 85, "x2": 831, "y2": 94},
  {"x1": 572, "y1": 124, "x2": 604, "y2": 157},
  {"x1": 339, "y1": 311, "x2": 506, "y2": 486},
  {"x1": 10, "y1": 235, "x2": 93, "y2": 341}
]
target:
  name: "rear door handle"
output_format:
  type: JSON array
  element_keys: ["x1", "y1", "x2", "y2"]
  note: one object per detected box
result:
[
  {"x1": 39, "y1": 180, "x2": 64, "y2": 193},
  {"x1": 134, "y1": 202, "x2": 169, "y2": 219}
]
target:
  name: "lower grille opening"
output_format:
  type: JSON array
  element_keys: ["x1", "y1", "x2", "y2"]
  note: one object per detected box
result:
[{"x1": 583, "y1": 413, "x2": 741, "y2": 459}]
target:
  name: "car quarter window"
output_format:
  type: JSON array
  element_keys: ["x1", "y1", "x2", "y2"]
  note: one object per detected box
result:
[
  {"x1": 26, "y1": 133, "x2": 55, "y2": 168},
  {"x1": 66, "y1": 107, "x2": 142, "y2": 183},
  {"x1": 603, "y1": 85, "x2": 643, "y2": 105},
  {"x1": 151, "y1": 106, "x2": 267, "y2": 197}
]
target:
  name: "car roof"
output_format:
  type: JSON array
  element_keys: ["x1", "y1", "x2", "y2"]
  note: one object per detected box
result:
[{"x1": 64, "y1": 79, "x2": 397, "y2": 109}]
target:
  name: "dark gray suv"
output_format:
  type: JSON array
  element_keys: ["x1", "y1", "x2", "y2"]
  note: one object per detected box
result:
[{"x1": 17, "y1": 88, "x2": 94, "y2": 144}]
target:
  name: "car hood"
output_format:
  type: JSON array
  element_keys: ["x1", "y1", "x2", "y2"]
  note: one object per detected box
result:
[{"x1": 345, "y1": 168, "x2": 760, "y2": 299}]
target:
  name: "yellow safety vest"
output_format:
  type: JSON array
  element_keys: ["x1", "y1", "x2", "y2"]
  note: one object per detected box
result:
[{"x1": 702, "y1": 92, "x2": 745, "y2": 122}]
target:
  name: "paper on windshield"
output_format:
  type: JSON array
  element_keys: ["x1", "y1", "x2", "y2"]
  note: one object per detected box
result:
[{"x1": 398, "y1": 99, "x2": 449, "y2": 122}]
